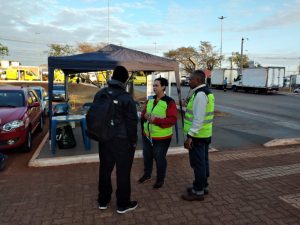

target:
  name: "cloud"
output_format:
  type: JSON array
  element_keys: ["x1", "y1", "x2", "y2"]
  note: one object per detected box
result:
[{"x1": 227, "y1": 0, "x2": 300, "y2": 32}]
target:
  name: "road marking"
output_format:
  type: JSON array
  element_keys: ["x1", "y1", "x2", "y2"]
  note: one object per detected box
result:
[{"x1": 235, "y1": 163, "x2": 300, "y2": 180}]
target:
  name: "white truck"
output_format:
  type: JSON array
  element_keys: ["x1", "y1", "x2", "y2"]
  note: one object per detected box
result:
[
  {"x1": 290, "y1": 74, "x2": 300, "y2": 88},
  {"x1": 153, "y1": 71, "x2": 177, "y2": 86},
  {"x1": 232, "y1": 67, "x2": 285, "y2": 93},
  {"x1": 211, "y1": 69, "x2": 239, "y2": 89}
]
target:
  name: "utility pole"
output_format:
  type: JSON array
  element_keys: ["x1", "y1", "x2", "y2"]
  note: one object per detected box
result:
[
  {"x1": 153, "y1": 42, "x2": 157, "y2": 55},
  {"x1": 240, "y1": 37, "x2": 248, "y2": 75},
  {"x1": 218, "y1": 16, "x2": 226, "y2": 68},
  {"x1": 107, "y1": 0, "x2": 110, "y2": 44},
  {"x1": 240, "y1": 37, "x2": 244, "y2": 75}
]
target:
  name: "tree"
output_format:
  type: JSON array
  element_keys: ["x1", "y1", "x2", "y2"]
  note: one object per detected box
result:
[
  {"x1": 76, "y1": 42, "x2": 106, "y2": 53},
  {"x1": 198, "y1": 41, "x2": 220, "y2": 70},
  {"x1": 164, "y1": 42, "x2": 220, "y2": 73},
  {"x1": 47, "y1": 44, "x2": 75, "y2": 56},
  {"x1": 228, "y1": 52, "x2": 249, "y2": 68},
  {"x1": 0, "y1": 43, "x2": 9, "y2": 58},
  {"x1": 164, "y1": 47, "x2": 199, "y2": 74}
]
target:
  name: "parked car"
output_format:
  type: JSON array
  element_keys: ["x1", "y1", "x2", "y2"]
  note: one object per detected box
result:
[
  {"x1": 294, "y1": 87, "x2": 300, "y2": 93},
  {"x1": 52, "y1": 84, "x2": 66, "y2": 101},
  {"x1": 180, "y1": 76, "x2": 190, "y2": 86},
  {"x1": 31, "y1": 86, "x2": 49, "y2": 116},
  {"x1": 0, "y1": 86, "x2": 43, "y2": 152},
  {"x1": 133, "y1": 74, "x2": 147, "y2": 85}
]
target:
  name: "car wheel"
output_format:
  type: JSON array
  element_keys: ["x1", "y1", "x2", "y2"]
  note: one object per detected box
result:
[
  {"x1": 232, "y1": 86, "x2": 237, "y2": 92},
  {"x1": 37, "y1": 116, "x2": 44, "y2": 132},
  {"x1": 21, "y1": 130, "x2": 32, "y2": 152}
]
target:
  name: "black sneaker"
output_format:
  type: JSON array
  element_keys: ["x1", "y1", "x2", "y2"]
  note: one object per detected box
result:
[
  {"x1": 181, "y1": 192, "x2": 204, "y2": 201},
  {"x1": 187, "y1": 187, "x2": 209, "y2": 195},
  {"x1": 98, "y1": 203, "x2": 108, "y2": 210},
  {"x1": 138, "y1": 175, "x2": 151, "y2": 183},
  {"x1": 117, "y1": 201, "x2": 138, "y2": 214},
  {"x1": 153, "y1": 180, "x2": 164, "y2": 189}
]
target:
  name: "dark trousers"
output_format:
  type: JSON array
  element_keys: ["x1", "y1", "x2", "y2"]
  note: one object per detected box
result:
[
  {"x1": 188, "y1": 139, "x2": 210, "y2": 191},
  {"x1": 98, "y1": 138, "x2": 135, "y2": 207},
  {"x1": 142, "y1": 136, "x2": 171, "y2": 182}
]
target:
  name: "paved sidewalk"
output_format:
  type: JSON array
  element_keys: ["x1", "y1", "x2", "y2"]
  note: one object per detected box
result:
[{"x1": 1, "y1": 146, "x2": 300, "y2": 225}]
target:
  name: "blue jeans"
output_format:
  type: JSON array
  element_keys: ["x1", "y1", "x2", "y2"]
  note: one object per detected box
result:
[
  {"x1": 188, "y1": 139, "x2": 210, "y2": 191},
  {"x1": 142, "y1": 136, "x2": 171, "y2": 182}
]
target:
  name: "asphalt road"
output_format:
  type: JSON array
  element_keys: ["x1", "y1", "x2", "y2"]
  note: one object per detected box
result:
[{"x1": 135, "y1": 85, "x2": 300, "y2": 150}]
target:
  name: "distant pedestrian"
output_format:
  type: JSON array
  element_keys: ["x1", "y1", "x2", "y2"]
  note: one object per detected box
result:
[
  {"x1": 138, "y1": 77, "x2": 178, "y2": 189},
  {"x1": 223, "y1": 77, "x2": 228, "y2": 92},
  {"x1": 95, "y1": 66, "x2": 139, "y2": 214},
  {"x1": 182, "y1": 70, "x2": 215, "y2": 201}
]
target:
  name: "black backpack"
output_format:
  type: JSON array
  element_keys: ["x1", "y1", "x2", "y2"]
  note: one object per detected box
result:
[
  {"x1": 56, "y1": 125, "x2": 76, "y2": 149},
  {"x1": 86, "y1": 88, "x2": 123, "y2": 142}
]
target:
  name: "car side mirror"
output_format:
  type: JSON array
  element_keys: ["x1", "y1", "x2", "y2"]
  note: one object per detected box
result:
[{"x1": 30, "y1": 102, "x2": 40, "y2": 108}]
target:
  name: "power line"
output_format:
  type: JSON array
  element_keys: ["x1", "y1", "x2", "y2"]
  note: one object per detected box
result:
[{"x1": 0, "y1": 36, "x2": 49, "y2": 45}]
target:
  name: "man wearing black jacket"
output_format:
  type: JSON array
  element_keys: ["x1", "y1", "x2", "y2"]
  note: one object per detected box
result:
[{"x1": 95, "y1": 66, "x2": 138, "y2": 214}]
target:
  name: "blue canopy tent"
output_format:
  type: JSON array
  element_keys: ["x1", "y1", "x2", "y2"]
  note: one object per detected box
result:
[{"x1": 47, "y1": 44, "x2": 184, "y2": 141}]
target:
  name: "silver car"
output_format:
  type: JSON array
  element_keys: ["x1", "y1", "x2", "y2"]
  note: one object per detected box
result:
[
  {"x1": 31, "y1": 86, "x2": 49, "y2": 116},
  {"x1": 294, "y1": 87, "x2": 300, "y2": 93},
  {"x1": 52, "y1": 85, "x2": 66, "y2": 101}
]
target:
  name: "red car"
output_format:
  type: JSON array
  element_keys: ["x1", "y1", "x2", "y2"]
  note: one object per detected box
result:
[{"x1": 0, "y1": 86, "x2": 43, "y2": 152}]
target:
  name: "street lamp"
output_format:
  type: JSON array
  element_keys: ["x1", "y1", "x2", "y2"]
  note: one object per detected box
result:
[{"x1": 218, "y1": 16, "x2": 226, "y2": 68}]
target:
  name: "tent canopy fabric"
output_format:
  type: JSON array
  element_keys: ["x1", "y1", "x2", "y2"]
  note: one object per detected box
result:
[
  {"x1": 47, "y1": 44, "x2": 183, "y2": 138},
  {"x1": 48, "y1": 44, "x2": 179, "y2": 74}
]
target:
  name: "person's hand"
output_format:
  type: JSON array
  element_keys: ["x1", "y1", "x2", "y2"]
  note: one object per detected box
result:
[
  {"x1": 144, "y1": 113, "x2": 150, "y2": 120},
  {"x1": 145, "y1": 113, "x2": 155, "y2": 123},
  {"x1": 184, "y1": 137, "x2": 192, "y2": 150}
]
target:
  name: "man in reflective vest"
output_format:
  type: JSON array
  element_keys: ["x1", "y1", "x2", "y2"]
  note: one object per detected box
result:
[{"x1": 182, "y1": 70, "x2": 215, "y2": 201}]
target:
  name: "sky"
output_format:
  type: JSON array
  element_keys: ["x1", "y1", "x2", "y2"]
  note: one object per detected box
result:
[{"x1": 0, "y1": 0, "x2": 300, "y2": 74}]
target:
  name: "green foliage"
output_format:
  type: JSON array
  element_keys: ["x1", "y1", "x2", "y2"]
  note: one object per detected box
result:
[
  {"x1": 0, "y1": 43, "x2": 9, "y2": 58},
  {"x1": 47, "y1": 44, "x2": 75, "y2": 56},
  {"x1": 228, "y1": 52, "x2": 249, "y2": 68},
  {"x1": 164, "y1": 42, "x2": 220, "y2": 73},
  {"x1": 198, "y1": 41, "x2": 220, "y2": 71}
]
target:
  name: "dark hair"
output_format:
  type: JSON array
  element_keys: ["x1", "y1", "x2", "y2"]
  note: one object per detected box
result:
[
  {"x1": 155, "y1": 77, "x2": 168, "y2": 87},
  {"x1": 192, "y1": 70, "x2": 206, "y2": 83},
  {"x1": 112, "y1": 66, "x2": 129, "y2": 83}
]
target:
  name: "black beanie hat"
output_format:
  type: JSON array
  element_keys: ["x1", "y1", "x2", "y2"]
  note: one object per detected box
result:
[{"x1": 112, "y1": 66, "x2": 129, "y2": 83}]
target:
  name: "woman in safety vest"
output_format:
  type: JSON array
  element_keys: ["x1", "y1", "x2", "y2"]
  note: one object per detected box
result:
[{"x1": 138, "y1": 77, "x2": 178, "y2": 189}]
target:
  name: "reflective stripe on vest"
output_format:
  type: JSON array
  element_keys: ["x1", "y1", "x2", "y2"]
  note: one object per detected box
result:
[
  {"x1": 183, "y1": 92, "x2": 215, "y2": 138},
  {"x1": 143, "y1": 99, "x2": 173, "y2": 138}
]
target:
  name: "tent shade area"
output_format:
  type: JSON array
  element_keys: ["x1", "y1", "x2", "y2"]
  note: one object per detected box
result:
[{"x1": 47, "y1": 44, "x2": 183, "y2": 138}]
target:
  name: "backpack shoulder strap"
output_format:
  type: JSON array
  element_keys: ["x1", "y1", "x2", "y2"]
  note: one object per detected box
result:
[{"x1": 194, "y1": 86, "x2": 211, "y2": 97}]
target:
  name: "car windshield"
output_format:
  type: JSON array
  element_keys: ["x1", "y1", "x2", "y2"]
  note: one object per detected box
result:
[
  {"x1": 33, "y1": 89, "x2": 42, "y2": 99},
  {"x1": 0, "y1": 90, "x2": 24, "y2": 107},
  {"x1": 53, "y1": 85, "x2": 65, "y2": 91}
]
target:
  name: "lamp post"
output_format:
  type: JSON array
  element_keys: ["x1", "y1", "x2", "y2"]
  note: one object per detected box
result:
[{"x1": 218, "y1": 16, "x2": 226, "y2": 68}]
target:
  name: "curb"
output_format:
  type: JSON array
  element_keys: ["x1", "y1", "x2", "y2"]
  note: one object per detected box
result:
[
  {"x1": 28, "y1": 134, "x2": 219, "y2": 168},
  {"x1": 264, "y1": 138, "x2": 300, "y2": 147}
]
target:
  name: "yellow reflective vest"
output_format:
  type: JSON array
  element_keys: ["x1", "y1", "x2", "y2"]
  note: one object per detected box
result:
[
  {"x1": 183, "y1": 87, "x2": 214, "y2": 138},
  {"x1": 143, "y1": 97, "x2": 173, "y2": 139}
]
